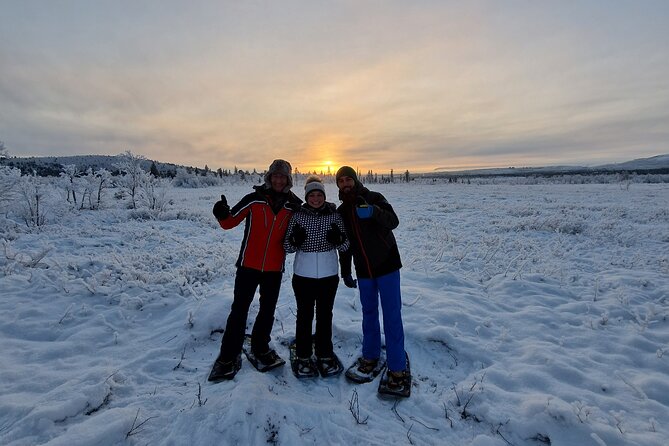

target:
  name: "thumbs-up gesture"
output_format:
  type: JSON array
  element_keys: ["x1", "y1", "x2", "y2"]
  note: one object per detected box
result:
[{"x1": 213, "y1": 194, "x2": 230, "y2": 220}]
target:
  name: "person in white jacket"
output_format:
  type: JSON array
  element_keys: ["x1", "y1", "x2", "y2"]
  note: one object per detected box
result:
[{"x1": 284, "y1": 175, "x2": 350, "y2": 377}]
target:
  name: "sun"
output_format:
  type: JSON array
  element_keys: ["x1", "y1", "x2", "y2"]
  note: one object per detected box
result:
[
  {"x1": 302, "y1": 160, "x2": 336, "y2": 175},
  {"x1": 297, "y1": 134, "x2": 347, "y2": 174}
]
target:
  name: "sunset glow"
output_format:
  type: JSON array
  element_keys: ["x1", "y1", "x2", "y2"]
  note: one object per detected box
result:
[{"x1": 1, "y1": 2, "x2": 668, "y2": 172}]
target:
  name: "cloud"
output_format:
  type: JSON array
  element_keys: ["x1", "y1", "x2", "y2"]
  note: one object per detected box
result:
[{"x1": 1, "y1": 1, "x2": 668, "y2": 171}]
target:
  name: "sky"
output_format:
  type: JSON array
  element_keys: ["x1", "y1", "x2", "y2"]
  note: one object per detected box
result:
[{"x1": 1, "y1": 1, "x2": 669, "y2": 173}]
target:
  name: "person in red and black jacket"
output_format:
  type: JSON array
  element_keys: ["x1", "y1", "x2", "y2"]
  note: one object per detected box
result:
[
  {"x1": 336, "y1": 165, "x2": 410, "y2": 393},
  {"x1": 208, "y1": 159, "x2": 302, "y2": 382}
]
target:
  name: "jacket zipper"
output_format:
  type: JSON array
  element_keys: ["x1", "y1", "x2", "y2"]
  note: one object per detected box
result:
[
  {"x1": 261, "y1": 212, "x2": 276, "y2": 272},
  {"x1": 351, "y1": 207, "x2": 373, "y2": 277}
]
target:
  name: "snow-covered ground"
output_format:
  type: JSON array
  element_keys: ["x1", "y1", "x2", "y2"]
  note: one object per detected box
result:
[{"x1": 1, "y1": 181, "x2": 668, "y2": 446}]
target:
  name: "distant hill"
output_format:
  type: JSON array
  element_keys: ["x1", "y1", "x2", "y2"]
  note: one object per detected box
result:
[
  {"x1": 3, "y1": 153, "x2": 668, "y2": 179},
  {"x1": 0, "y1": 154, "x2": 204, "y2": 177},
  {"x1": 594, "y1": 154, "x2": 669, "y2": 171},
  {"x1": 430, "y1": 153, "x2": 669, "y2": 177}
]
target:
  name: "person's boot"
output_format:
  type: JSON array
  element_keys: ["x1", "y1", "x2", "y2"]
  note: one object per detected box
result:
[
  {"x1": 293, "y1": 357, "x2": 319, "y2": 378},
  {"x1": 255, "y1": 349, "x2": 282, "y2": 367},
  {"x1": 356, "y1": 357, "x2": 379, "y2": 374},
  {"x1": 208, "y1": 354, "x2": 241, "y2": 382},
  {"x1": 386, "y1": 369, "x2": 411, "y2": 392},
  {"x1": 345, "y1": 356, "x2": 386, "y2": 383},
  {"x1": 316, "y1": 356, "x2": 343, "y2": 377}
]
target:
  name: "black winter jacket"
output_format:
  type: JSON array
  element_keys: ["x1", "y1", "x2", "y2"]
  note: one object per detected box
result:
[{"x1": 337, "y1": 185, "x2": 402, "y2": 279}]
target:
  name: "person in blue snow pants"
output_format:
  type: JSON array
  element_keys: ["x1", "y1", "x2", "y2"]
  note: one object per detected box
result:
[
  {"x1": 358, "y1": 270, "x2": 405, "y2": 371},
  {"x1": 335, "y1": 165, "x2": 409, "y2": 387}
]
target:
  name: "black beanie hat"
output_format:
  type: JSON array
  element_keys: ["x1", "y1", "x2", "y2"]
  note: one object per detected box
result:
[{"x1": 335, "y1": 166, "x2": 358, "y2": 183}]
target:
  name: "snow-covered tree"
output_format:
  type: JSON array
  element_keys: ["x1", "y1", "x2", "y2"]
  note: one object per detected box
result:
[
  {"x1": 150, "y1": 161, "x2": 160, "y2": 178},
  {"x1": 114, "y1": 150, "x2": 147, "y2": 209},
  {"x1": 172, "y1": 168, "x2": 221, "y2": 188},
  {"x1": 60, "y1": 164, "x2": 79, "y2": 205},
  {"x1": 173, "y1": 168, "x2": 199, "y2": 188},
  {"x1": 79, "y1": 168, "x2": 112, "y2": 210},
  {"x1": 141, "y1": 174, "x2": 170, "y2": 213},
  {"x1": 94, "y1": 168, "x2": 112, "y2": 209},
  {"x1": 17, "y1": 174, "x2": 48, "y2": 227},
  {"x1": 0, "y1": 165, "x2": 21, "y2": 205}
]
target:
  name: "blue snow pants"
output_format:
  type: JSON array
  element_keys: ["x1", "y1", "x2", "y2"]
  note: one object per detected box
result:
[{"x1": 357, "y1": 269, "x2": 406, "y2": 372}]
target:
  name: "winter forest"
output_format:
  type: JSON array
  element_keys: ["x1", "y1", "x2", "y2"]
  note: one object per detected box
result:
[{"x1": 1, "y1": 150, "x2": 668, "y2": 446}]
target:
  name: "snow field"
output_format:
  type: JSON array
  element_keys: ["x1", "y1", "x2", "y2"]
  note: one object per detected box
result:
[{"x1": 1, "y1": 181, "x2": 667, "y2": 445}]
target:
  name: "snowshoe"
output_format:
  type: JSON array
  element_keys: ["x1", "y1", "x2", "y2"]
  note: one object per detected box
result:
[
  {"x1": 289, "y1": 341, "x2": 319, "y2": 379},
  {"x1": 378, "y1": 353, "x2": 411, "y2": 398},
  {"x1": 242, "y1": 334, "x2": 285, "y2": 372},
  {"x1": 316, "y1": 355, "x2": 344, "y2": 378},
  {"x1": 208, "y1": 354, "x2": 242, "y2": 382},
  {"x1": 345, "y1": 356, "x2": 386, "y2": 383}
]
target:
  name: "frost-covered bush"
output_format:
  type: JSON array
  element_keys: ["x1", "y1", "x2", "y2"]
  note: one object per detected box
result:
[
  {"x1": 82, "y1": 168, "x2": 112, "y2": 210},
  {"x1": 140, "y1": 176, "x2": 171, "y2": 213},
  {"x1": 54, "y1": 166, "x2": 114, "y2": 211},
  {"x1": 59, "y1": 164, "x2": 80, "y2": 205},
  {"x1": 0, "y1": 165, "x2": 21, "y2": 205},
  {"x1": 172, "y1": 168, "x2": 222, "y2": 188},
  {"x1": 16, "y1": 174, "x2": 50, "y2": 227},
  {"x1": 114, "y1": 151, "x2": 146, "y2": 209}
]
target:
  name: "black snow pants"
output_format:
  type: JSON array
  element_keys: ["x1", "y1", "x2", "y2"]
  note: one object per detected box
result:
[
  {"x1": 291, "y1": 274, "x2": 339, "y2": 359},
  {"x1": 218, "y1": 266, "x2": 282, "y2": 361}
]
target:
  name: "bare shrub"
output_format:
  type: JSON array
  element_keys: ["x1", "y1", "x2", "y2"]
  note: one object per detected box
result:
[{"x1": 17, "y1": 174, "x2": 49, "y2": 227}]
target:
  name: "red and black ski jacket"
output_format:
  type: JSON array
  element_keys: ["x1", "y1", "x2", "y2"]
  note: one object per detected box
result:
[
  {"x1": 218, "y1": 185, "x2": 302, "y2": 272},
  {"x1": 337, "y1": 186, "x2": 402, "y2": 279}
]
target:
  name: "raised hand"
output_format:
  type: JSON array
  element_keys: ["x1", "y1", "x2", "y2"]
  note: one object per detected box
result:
[
  {"x1": 213, "y1": 194, "x2": 230, "y2": 220},
  {"x1": 355, "y1": 196, "x2": 373, "y2": 219}
]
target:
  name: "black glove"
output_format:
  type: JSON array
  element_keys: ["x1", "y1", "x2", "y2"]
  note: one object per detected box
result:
[
  {"x1": 326, "y1": 223, "x2": 346, "y2": 246},
  {"x1": 213, "y1": 195, "x2": 230, "y2": 220},
  {"x1": 289, "y1": 224, "x2": 307, "y2": 248},
  {"x1": 342, "y1": 274, "x2": 357, "y2": 289},
  {"x1": 285, "y1": 201, "x2": 302, "y2": 212}
]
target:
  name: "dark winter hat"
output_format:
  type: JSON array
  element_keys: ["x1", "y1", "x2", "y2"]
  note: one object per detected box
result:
[
  {"x1": 335, "y1": 166, "x2": 359, "y2": 183},
  {"x1": 304, "y1": 175, "x2": 326, "y2": 199},
  {"x1": 264, "y1": 159, "x2": 293, "y2": 192}
]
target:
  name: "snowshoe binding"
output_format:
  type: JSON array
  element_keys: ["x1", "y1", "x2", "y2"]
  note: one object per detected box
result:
[
  {"x1": 242, "y1": 334, "x2": 285, "y2": 372},
  {"x1": 316, "y1": 355, "x2": 344, "y2": 378},
  {"x1": 378, "y1": 353, "x2": 411, "y2": 398},
  {"x1": 208, "y1": 354, "x2": 242, "y2": 382},
  {"x1": 345, "y1": 356, "x2": 386, "y2": 383},
  {"x1": 289, "y1": 341, "x2": 319, "y2": 379}
]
